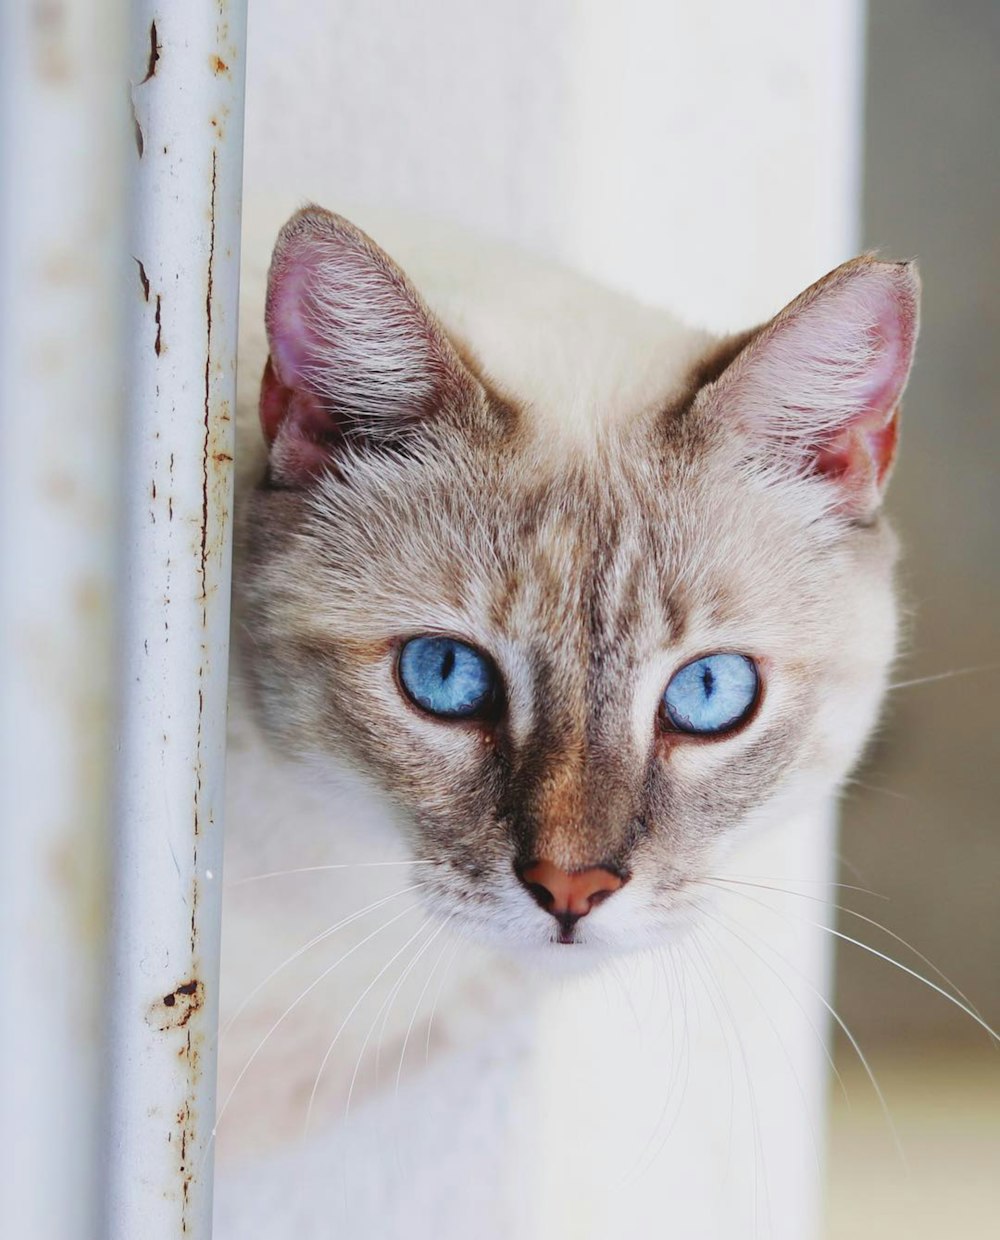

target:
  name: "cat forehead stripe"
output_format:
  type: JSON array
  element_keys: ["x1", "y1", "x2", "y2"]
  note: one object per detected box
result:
[{"x1": 236, "y1": 203, "x2": 912, "y2": 963}]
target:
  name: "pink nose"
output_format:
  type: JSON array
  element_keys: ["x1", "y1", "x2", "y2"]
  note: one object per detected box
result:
[{"x1": 518, "y1": 859, "x2": 624, "y2": 919}]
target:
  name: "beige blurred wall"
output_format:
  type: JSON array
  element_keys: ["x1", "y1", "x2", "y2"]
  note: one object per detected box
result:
[{"x1": 836, "y1": 0, "x2": 1000, "y2": 1045}]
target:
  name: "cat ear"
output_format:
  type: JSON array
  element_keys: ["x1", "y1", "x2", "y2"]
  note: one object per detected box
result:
[
  {"x1": 260, "y1": 206, "x2": 480, "y2": 486},
  {"x1": 701, "y1": 256, "x2": 920, "y2": 518}
]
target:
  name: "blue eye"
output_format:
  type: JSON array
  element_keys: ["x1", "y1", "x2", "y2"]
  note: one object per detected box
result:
[
  {"x1": 398, "y1": 636, "x2": 497, "y2": 719},
  {"x1": 662, "y1": 653, "x2": 759, "y2": 735}
]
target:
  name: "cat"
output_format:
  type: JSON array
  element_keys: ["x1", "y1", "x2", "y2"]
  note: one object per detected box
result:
[{"x1": 214, "y1": 199, "x2": 918, "y2": 1238}]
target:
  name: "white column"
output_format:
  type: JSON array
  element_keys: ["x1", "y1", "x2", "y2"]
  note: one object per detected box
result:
[
  {"x1": 0, "y1": 4, "x2": 126, "y2": 1240},
  {"x1": 105, "y1": 6, "x2": 247, "y2": 1237},
  {"x1": 241, "y1": 3, "x2": 864, "y2": 1237},
  {"x1": 531, "y1": 9, "x2": 864, "y2": 1236}
]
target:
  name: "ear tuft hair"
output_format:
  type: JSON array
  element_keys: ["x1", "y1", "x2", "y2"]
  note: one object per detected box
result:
[
  {"x1": 260, "y1": 206, "x2": 480, "y2": 486},
  {"x1": 701, "y1": 256, "x2": 920, "y2": 518}
]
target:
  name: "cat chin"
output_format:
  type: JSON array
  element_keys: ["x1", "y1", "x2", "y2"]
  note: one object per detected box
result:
[
  {"x1": 505, "y1": 920, "x2": 697, "y2": 977},
  {"x1": 513, "y1": 941, "x2": 613, "y2": 977},
  {"x1": 438, "y1": 905, "x2": 623, "y2": 970},
  {"x1": 446, "y1": 915, "x2": 695, "y2": 976}
]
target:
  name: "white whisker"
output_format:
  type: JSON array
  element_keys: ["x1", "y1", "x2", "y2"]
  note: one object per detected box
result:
[
  {"x1": 843, "y1": 776, "x2": 912, "y2": 803},
  {"x1": 227, "y1": 859, "x2": 441, "y2": 886},
  {"x1": 344, "y1": 923, "x2": 439, "y2": 1128},
  {"x1": 820, "y1": 923, "x2": 998, "y2": 1043},
  {"x1": 222, "y1": 882, "x2": 428, "y2": 1035},
  {"x1": 395, "y1": 916, "x2": 455, "y2": 1097},
  {"x1": 714, "y1": 873, "x2": 999, "y2": 1044},
  {"x1": 689, "y1": 930, "x2": 770, "y2": 1239},
  {"x1": 888, "y1": 661, "x2": 1000, "y2": 691},
  {"x1": 704, "y1": 892, "x2": 907, "y2": 1170},
  {"x1": 372, "y1": 919, "x2": 448, "y2": 1095},
  {"x1": 707, "y1": 872, "x2": 888, "y2": 901},
  {"x1": 622, "y1": 944, "x2": 700, "y2": 1187},
  {"x1": 699, "y1": 905, "x2": 826, "y2": 1179},
  {"x1": 304, "y1": 916, "x2": 431, "y2": 1136},
  {"x1": 424, "y1": 936, "x2": 462, "y2": 1066},
  {"x1": 834, "y1": 849, "x2": 871, "y2": 887},
  {"x1": 205, "y1": 900, "x2": 422, "y2": 1170},
  {"x1": 707, "y1": 875, "x2": 982, "y2": 1019},
  {"x1": 698, "y1": 893, "x2": 847, "y2": 1103}
]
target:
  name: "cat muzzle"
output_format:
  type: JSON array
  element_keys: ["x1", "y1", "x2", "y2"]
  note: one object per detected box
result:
[{"x1": 516, "y1": 859, "x2": 626, "y2": 940}]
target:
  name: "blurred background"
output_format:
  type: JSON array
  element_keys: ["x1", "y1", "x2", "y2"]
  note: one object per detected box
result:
[{"x1": 827, "y1": 3, "x2": 1000, "y2": 1235}]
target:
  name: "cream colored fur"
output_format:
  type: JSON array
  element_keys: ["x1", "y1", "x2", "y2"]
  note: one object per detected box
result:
[{"x1": 215, "y1": 197, "x2": 915, "y2": 1238}]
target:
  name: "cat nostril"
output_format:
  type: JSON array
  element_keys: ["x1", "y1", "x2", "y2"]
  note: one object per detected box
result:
[
  {"x1": 523, "y1": 880, "x2": 556, "y2": 912},
  {"x1": 517, "y1": 859, "x2": 625, "y2": 919}
]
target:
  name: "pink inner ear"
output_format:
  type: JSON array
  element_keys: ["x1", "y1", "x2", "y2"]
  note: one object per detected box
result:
[
  {"x1": 814, "y1": 405, "x2": 901, "y2": 494},
  {"x1": 258, "y1": 210, "x2": 459, "y2": 488},
  {"x1": 721, "y1": 259, "x2": 919, "y2": 516},
  {"x1": 810, "y1": 288, "x2": 913, "y2": 496},
  {"x1": 259, "y1": 242, "x2": 340, "y2": 475},
  {"x1": 259, "y1": 357, "x2": 340, "y2": 482},
  {"x1": 259, "y1": 224, "x2": 385, "y2": 485},
  {"x1": 266, "y1": 248, "x2": 324, "y2": 393},
  {"x1": 259, "y1": 357, "x2": 290, "y2": 445}
]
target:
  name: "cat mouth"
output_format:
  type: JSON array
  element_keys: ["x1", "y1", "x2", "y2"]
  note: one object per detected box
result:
[{"x1": 552, "y1": 913, "x2": 584, "y2": 945}]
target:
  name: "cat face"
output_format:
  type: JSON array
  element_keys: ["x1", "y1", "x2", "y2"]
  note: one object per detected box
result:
[{"x1": 239, "y1": 207, "x2": 918, "y2": 954}]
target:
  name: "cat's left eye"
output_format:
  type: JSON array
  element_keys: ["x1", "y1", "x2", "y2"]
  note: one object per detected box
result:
[
  {"x1": 397, "y1": 636, "x2": 498, "y2": 720},
  {"x1": 662, "y1": 652, "x2": 759, "y2": 736}
]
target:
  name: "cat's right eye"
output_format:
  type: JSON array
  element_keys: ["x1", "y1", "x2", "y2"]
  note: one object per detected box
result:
[
  {"x1": 661, "y1": 652, "x2": 759, "y2": 735},
  {"x1": 397, "y1": 636, "x2": 499, "y2": 720}
]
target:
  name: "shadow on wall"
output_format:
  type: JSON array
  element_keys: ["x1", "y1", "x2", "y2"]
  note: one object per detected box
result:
[{"x1": 835, "y1": 0, "x2": 1000, "y2": 1046}]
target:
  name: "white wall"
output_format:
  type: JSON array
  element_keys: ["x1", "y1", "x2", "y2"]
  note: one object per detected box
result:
[
  {"x1": 239, "y1": 4, "x2": 864, "y2": 1237},
  {"x1": 244, "y1": 1, "x2": 863, "y2": 324}
]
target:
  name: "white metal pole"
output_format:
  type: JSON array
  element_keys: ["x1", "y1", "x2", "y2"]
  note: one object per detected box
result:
[
  {"x1": 0, "y1": 3, "x2": 126, "y2": 1239},
  {"x1": 106, "y1": 6, "x2": 247, "y2": 1237}
]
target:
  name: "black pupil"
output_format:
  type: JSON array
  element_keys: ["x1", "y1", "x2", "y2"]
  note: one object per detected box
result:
[
  {"x1": 440, "y1": 647, "x2": 456, "y2": 681},
  {"x1": 701, "y1": 665, "x2": 715, "y2": 698}
]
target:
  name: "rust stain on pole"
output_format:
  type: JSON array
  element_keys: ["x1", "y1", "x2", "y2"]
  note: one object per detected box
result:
[
  {"x1": 109, "y1": 3, "x2": 244, "y2": 1232},
  {"x1": 148, "y1": 979, "x2": 205, "y2": 1032},
  {"x1": 200, "y1": 149, "x2": 218, "y2": 604},
  {"x1": 140, "y1": 21, "x2": 160, "y2": 83},
  {"x1": 135, "y1": 258, "x2": 150, "y2": 302}
]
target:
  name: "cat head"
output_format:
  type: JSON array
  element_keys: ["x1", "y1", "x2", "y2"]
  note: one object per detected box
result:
[{"x1": 239, "y1": 205, "x2": 919, "y2": 954}]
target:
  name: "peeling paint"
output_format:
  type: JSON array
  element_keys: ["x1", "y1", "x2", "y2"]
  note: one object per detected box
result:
[
  {"x1": 147, "y1": 979, "x2": 205, "y2": 1032},
  {"x1": 135, "y1": 257, "x2": 150, "y2": 302},
  {"x1": 140, "y1": 20, "x2": 161, "y2": 84},
  {"x1": 174, "y1": 1022, "x2": 204, "y2": 1233},
  {"x1": 131, "y1": 100, "x2": 144, "y2": 158},
  {"x1": 111, "y1": 5, "x2": 246, "y2": 1233},
  {"x1": 199, "y1": 150, "x2": 218, "y2": 604}
]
